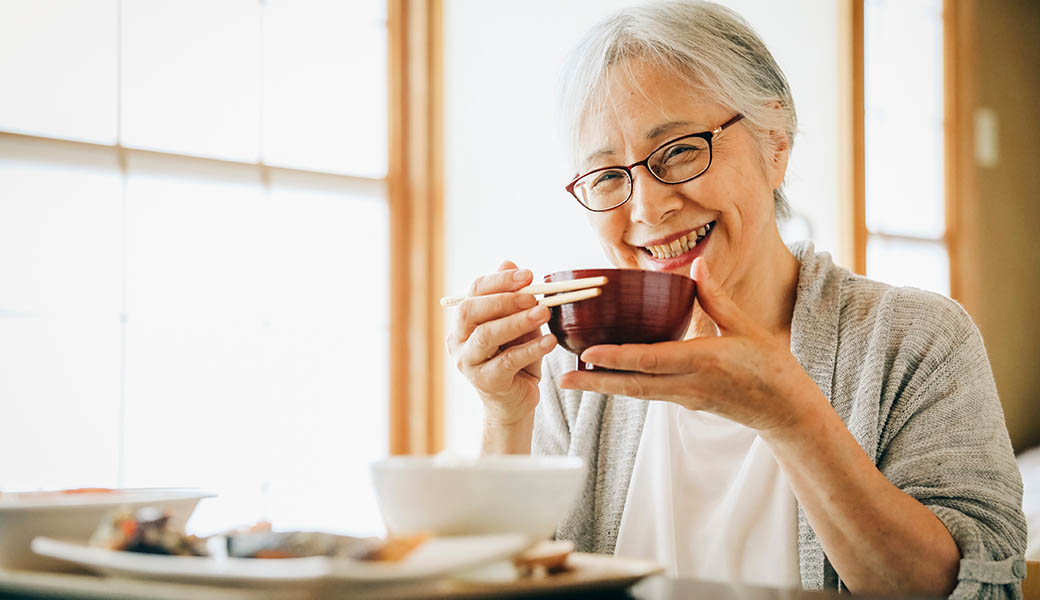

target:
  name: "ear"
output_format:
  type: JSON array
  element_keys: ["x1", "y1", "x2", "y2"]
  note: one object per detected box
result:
[{"x1": 764, "y1": 102, "x2": 791, "y2": 191}]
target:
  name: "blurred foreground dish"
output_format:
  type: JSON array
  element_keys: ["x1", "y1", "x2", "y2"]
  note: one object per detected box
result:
[{"x1": 0, "y1": 487, "x2": 211, "y2": 571}]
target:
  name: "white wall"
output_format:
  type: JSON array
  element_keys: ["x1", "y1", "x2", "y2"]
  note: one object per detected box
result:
[{"x1": 442, "y1": 0, "x2": 846, "y2": 453}]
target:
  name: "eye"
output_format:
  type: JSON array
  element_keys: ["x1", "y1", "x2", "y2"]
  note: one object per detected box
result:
[
  {"x1": 662, "y1": 143, "x2": 702, "y2": 164},
  {"x1": 591, "y1": 169, "x2": 625, "y2": 190}
]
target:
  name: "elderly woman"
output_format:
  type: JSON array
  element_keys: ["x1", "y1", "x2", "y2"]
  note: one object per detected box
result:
[{"x1": 446, "y1": 1, "x2": 1026, "y2": 598}]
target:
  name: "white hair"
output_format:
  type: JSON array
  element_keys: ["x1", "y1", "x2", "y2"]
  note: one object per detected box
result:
[{"x1": 559, "y1": 0, "x2": 797, "y2": 220}]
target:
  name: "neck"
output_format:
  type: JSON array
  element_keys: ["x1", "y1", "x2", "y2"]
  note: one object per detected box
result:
[{"x1": 687, "y1": 230, "x2": 801, "y2": 340}]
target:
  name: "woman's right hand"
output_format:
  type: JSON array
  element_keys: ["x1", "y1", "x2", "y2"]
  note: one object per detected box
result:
[{"x1": 446, "y1": 260, "x2": 557, "y2": 427}]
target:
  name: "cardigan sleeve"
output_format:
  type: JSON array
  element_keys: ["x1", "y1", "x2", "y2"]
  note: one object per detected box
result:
[{"x1": 876, "y1": 301, "x2": 1027, "y2": 600}]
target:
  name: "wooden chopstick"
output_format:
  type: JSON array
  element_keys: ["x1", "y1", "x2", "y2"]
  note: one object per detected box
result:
[
  {"x1": 537, "y1": 287, "x2": 601, "y2": 307},
  {"x1": 439, "y1": 275, "x2": 607, "y2": 308},
  {"x1": 518, "y1": 276, "x2": 607, "y2": 296}
]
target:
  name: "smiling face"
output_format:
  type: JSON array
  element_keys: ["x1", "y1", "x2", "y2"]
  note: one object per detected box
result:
[{"x1": 576, "y1": 59, "x2": 790, "y2": 295}]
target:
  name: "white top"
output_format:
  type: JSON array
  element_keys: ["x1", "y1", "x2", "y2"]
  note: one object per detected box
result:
[{"x1": 613, "y1": 400, "x2": 801, "y2": 588}]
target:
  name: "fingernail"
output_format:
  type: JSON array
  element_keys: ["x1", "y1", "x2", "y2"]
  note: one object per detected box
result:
[
  {"x1": 513, "y1": 269, "x2": 531, "y2": 281},
  {"x1": 528, "y1": 305, "x2": 549, "y2": 321},
  {"x1": 540, "y1": 334, "x2": 556, "y2": 349}
]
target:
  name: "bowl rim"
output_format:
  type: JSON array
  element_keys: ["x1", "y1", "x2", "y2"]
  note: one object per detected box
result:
[
  {"x1": 370, "y1": 455, "x2": 585, "y2": 472},
  {"x1": 544, "y1": 267, "x2": 695, "y2": 285},
  {"x1": 0, "y1": 487, "x2": 215, "y2": 512}
]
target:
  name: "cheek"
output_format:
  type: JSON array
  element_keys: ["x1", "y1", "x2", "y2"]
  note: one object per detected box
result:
[
  {"x1": 587, "y1": 212, "x2": 637, "y2": 267},
  {"x1": 587, "y1": 212, "x2": 626, "y2": 246},
  {"x1": 712, "y1": 158, "x2": 770, "y2": 227}
]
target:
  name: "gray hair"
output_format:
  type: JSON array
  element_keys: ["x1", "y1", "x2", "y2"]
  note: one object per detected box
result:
[{"x1": 559, "y1": 0, "x2": 796, "y2": 220}]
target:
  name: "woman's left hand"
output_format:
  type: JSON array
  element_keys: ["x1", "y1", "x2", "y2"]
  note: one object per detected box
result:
[{"x1": 559, "y1": 257, "x2": 828, "y2": 436}]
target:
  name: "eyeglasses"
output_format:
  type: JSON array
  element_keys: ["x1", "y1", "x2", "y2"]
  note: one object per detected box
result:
[{"x1": 565, "y1": 114, "x2": 744, "y2": 212}]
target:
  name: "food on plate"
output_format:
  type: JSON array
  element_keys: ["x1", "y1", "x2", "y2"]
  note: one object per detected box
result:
[
  {"x1": 227, "y1": 530, "x2": 429, "y2": 561},
  {"x1": 513, "y1": 540, "x2": 574, "y2": 577},
  {"x1": 88, "y1": 509, "x2": 429, "y2": 562},
  {"x1": 89, "y1": 507, "x2": 206, "y2": 556},
  {"x1": 227, "y1": 529, "x2": 377, "y2": 559},
  {"x1": 359, "y1": 533, "x2": 429, "y2": 561}
]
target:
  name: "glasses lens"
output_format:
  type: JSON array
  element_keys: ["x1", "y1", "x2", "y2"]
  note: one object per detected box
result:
[
  {"x1": 648, "y1": 136, "x2": 711, "y2": 182},
  {"x1": 572, "y1": 168, "x2": 631, "y2": 211}
]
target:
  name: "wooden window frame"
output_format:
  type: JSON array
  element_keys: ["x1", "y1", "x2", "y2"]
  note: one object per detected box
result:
[
  {"x1": 850, "y1": 0, "x2": 960, "y2": 295},
  {"x1": 387, "y1": 0, "x2": 444, "y2": 456},
  {"x1": 944, "y1": 0, "x2": 973, "y2": 301}
]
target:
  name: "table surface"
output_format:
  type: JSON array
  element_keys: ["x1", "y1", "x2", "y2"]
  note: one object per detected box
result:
[{"x1": 0, "y1": 570, "x2": 947, "y2": 600}]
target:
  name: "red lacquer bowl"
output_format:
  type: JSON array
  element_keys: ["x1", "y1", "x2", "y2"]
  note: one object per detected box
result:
[{"x1": 544, "y1": 268, "x2": 697, "y2": 371}]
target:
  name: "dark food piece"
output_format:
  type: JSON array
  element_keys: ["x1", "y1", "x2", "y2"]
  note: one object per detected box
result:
[{"x1": 90, "y1": 508, "x2": 207, "y2": 556}]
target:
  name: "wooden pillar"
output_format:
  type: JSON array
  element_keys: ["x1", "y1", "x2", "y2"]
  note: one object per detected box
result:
[{"x1": 388, "y1": 0, "x2": 445, "y2": 455}]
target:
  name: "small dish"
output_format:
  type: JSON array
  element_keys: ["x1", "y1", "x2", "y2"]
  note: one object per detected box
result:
[
  {"x1": 0, "y1": 488, "x2": 212, "y2": 571},
  {"x1": 370, "y1": 455, "x2": 585, "y2": 542}
]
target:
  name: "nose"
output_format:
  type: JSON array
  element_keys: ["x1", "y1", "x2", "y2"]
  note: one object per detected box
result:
[{"x1": 626, "y1": 166, "x2": 683, "y2": 226}]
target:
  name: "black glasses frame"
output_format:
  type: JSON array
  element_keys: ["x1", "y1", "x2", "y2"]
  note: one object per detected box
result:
[{"x1": 565, "y1": 113, "x2": 745, "y2": 212}]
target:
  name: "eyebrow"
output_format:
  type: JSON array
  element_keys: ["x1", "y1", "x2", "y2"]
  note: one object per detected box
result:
[
  {"x1": 580, "y1": 120, "x2": 705, "y2": 169},
  {"x1": 644, "y1": 120, "x2": 699, "y2": 141}
]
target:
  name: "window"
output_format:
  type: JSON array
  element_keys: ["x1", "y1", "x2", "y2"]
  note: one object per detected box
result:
[
  {"x1": 862, "y1": 0, "x2": 950, "y2": 295},
  {"x1": 0, "y1": 0, "x2": 389, "y2": 537}
]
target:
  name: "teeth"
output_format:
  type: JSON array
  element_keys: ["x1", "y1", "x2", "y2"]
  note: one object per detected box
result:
[{"x1": 644, "y1": 223, "x2": 714, "y2": 259}]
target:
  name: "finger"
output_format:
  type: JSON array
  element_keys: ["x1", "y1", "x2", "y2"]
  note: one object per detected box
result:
[
  {"x1": 452, "y1": 292, "x2": 538, "y2": 344},
  {"x1": 479, "y1": 333, "x2": 557, "y2": 388},
  {"x1": 467, "y1": 264, "x2": 535, "y2": 297},
  {"x1": 559, "y1": 370, "x2": 687, "y2": 402},
  {"x1": 578, "y1": 340, "x2": 705, "y2": 374},
  {"x1": 690, "y1": 257, "x2": 754, "y2": 336},
  {"x1": 459, "y1": 304, "x2": 551, "y2": 366}
]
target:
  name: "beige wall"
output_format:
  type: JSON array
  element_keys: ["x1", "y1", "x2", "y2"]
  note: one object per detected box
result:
[{"x1": 954, "y1": 0, "x2": 1040, "y2": 452}]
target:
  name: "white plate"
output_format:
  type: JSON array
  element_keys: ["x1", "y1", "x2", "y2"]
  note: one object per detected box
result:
[
  {"x1": 31, "y1": 533, "x2": 529, "y2": 587},
  {"x1": 0, "y1": 488, "x2": 213, "y2": 571},
  {"x1": 326, "y1": 534, "x2": 528, "y2": 581}
]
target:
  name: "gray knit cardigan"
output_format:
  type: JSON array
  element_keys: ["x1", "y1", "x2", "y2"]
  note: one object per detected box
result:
[{"x1": 532, "y1": 242, "x2": 1027, "y2": 599}]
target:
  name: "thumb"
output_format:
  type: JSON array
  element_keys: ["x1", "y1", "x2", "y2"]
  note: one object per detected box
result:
[
  {"x1": 690, "y1": 257, "x2": 751, "y2": 335},
  {"x1": 498, "y1": 260, "x2": 518, "y2": 272}
]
